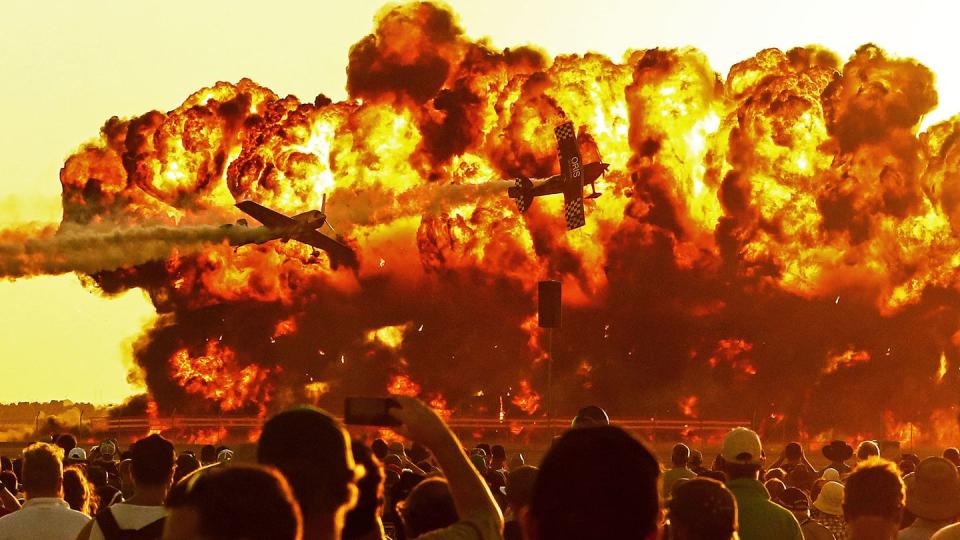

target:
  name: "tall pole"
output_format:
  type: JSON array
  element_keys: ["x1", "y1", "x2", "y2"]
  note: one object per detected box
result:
[
  {"x1": 547, "y1": 326, "x2": 554, "y2": 440},
  {"x1": 537, "y1": 279, "x2": 561, "y2": 443}
]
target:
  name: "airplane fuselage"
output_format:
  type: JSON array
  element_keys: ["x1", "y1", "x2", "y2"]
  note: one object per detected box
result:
[{"x1": 509, "y1": 161, "x2": 609, "y2": 198}]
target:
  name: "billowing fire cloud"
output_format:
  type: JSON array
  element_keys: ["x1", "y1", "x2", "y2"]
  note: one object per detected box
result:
[{"x1": 46, "y1": 2, "x2": 960, "y2": 437}]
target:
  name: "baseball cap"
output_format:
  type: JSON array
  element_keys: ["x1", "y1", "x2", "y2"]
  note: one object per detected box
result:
[
  {"x1": 217, "y1": 449, "x2": 235, "y2": 463},
  {"x1": 99, "y1": 440, "x2": 117, "y2": 457},
  {"x1": 720, "y1": 427, "x2": 763, "y2": 465},
  {"x1": 67, "y1": 447, "x2": 86, "y2": 460}
]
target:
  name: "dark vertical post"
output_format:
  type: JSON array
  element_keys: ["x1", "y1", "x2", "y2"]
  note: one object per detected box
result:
[{"x1": 538, "y1": 280, "x2": 561, "y2": 441}]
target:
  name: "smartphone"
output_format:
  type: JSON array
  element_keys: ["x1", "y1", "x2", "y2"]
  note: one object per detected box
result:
[{"x1": 344, "y1": 397, "x2": 401, "y2": 426}]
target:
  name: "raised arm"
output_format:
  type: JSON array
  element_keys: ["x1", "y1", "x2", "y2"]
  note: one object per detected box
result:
[
  {"x1": 0, "y1": 485, "x2": 19, "y2": 513},
  {"x1": 388, "y1": 396, "x2": 502, "y2": 537}
]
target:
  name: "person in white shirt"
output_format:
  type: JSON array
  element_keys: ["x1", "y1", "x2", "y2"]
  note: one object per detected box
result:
[
  {"x1": 77, "y1": 434, "x2": 175, "y2": 540},
  {"x1": 0, "y1": 442, "x2": 90, "y2": 540}
]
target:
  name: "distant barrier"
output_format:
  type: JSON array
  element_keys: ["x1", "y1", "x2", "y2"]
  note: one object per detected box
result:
[{"x1": 83, "y1": 415, "x2": 752, "y2": 439}]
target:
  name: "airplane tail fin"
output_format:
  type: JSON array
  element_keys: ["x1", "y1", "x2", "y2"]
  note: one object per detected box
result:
[{"x1": 507, "y1": 177, "x2": 535, "y2": 213}]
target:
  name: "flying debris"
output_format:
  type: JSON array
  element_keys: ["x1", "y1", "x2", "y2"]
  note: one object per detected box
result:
[
  {"x1": 506, "y1": 121, "x2": 609, "y2": 230},
  {"x1": 230, "y1": 195, "x2": 358, "y2": 269}
]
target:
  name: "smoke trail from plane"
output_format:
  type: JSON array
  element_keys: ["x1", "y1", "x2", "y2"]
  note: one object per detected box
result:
[{"x1": 0, "y1": 223, "x2": 273, "y2": 279}]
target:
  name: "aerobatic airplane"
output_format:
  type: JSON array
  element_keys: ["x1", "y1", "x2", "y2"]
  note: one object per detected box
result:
[
  {"x1": 229, "y1": 195, "x2": 358, "y2": 269},
  {"x1": 507, "y1": 121, "x2": 609, "y2": 230}
]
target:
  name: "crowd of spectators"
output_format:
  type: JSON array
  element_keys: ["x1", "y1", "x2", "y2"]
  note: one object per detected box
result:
[{"x1": 0, "y1": 400, "x2": 958, "y2": 539}]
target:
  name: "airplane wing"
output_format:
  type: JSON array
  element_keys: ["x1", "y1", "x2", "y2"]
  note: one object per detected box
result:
[
  {"x1": 294, "y1": 229, "x2": 359, "y2": 269},
  {"x1": 555, "y1": 122, "x2": 586, "y2": 230},
  {"x1": 562, "y1": 187, "x2": 586, "y2": 230},
  {"x1": 236, "y1": 201, "x2": 297, "y2": 229}
]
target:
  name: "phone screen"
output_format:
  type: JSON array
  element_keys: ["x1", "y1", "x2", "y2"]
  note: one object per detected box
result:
[{"x1": 344, "y1": 397, "x2": 401, "y2": 426}]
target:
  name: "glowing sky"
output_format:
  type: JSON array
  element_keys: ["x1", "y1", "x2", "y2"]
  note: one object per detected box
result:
[{"x1": 1, "y1": 0, "x2": 958, "y2": 403}]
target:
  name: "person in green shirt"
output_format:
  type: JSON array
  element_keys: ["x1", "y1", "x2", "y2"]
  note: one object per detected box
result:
[{"x1": 719, "y1": 427, "x2": 803, "y2": 540}]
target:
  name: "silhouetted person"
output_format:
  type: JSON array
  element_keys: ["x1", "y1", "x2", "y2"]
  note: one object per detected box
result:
[
  {"x1": 490, "y1": 445, "x2": 506, "y2": 472},
  {"x1": 857, "y1": 441, "x2": 881, "y2": 463},
  {"x1": 0, "y1": 443, "x2": 89, "y2": 539},
  {"x1": 689, "y1": 450, "x2": 705, "y2": 475},
  {"x1": 898, "y1": 457, "x2": 960, "y2": 540},
  {"x1": 503, "y1": 466, "x2": 537, "y2": 540},
  {"x1": 399, "y1": 478, "x2": 458, "y2": 538},
  {"x1": 663, "y1": 443, "x2": 697, "y2": 499},
  {"x1": 63, "y1": 466, "x2": 96, "y2": 516},
  {"x1": 371, "y1": 439, "x2": 389, "y2": 461},
  {"x1": 942, "y1": 448, "x2": 960, "y2": 467},
  {"x1": 779, "y1": 487, "x2": 835, "y2": 540},
  {"x1": 343, "y1": 441, "x2": 386, "y2": 540},
  {"x1": 199, "y1": 444, "x2": 217, "y2": 467},
  {"x1": 843, "y1": 458, "x2": 904, "y2": 540},
  {"x1": 55, "y1": 434, "x2": 78, "y2": 457},
  {"x1": 258, "y1": 407, "x2": 359, "y2": 540},
  {"x1": 570, "y1": 405, "x2": 609, "y2": 428},
  {"x1": 173, "y1": 453, "x2": 201, "y2": 485},
  {"x1": 764, "y1": 478, "x2": 786, "y2": 504},
  {"x1": 786, "y1": 463, "x2": 817, "y2": 492},
  {"x1": 476, "y1": 444, "x2": 492, "y2": 467},
  {"x1": 525, "y1": 425, "x2": 659, "y2": 540},
  {"x1": 86, "y1": 465, "x2": 120, "y2": 508},
  {"x1": 667, "y1": 477, "x2": 738, "y2": 540},
  {"x1": 771, "y1": 442, "x2": 815, "y2": 475},
  {"x1": 0, "y1": 470, "x2": 18, "y2": 518},
  {"x1": 79, "y1": 433, "x2": 174, "y2": 540},
  {"x1": 163, "y1": 465, "x2": 302, "y2": 540},
  {"x1": 822, "y1": 441, "x2": 854, "y2": 475}
]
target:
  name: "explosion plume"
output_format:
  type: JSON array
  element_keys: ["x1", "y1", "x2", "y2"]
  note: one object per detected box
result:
[{"x1": 36, "y1": 1, "x2": 960, "y2": 440}]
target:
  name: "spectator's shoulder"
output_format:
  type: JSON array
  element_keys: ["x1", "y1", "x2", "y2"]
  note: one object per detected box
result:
[
  {"x1": 933, "y1": 523, "x2": 960, "y2": 540},
  {"x1": 412, "y1": 513, "x2": 501, "y2": 540}
]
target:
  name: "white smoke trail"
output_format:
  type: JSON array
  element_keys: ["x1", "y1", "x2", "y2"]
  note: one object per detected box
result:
[{"x1": 0, "y1": 223, "x2": 274, "y2": 279}]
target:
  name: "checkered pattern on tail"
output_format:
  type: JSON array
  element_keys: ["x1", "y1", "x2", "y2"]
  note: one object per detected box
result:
[
  {"x1": 554, "y1": 122, "x2": 575, "y2": 142},
  {"x1": 513, "y1": 178, "x2": 532, "y2": 213},
  {"x1": 564, "y1": 194, "x2": 585, "y2": 230}
]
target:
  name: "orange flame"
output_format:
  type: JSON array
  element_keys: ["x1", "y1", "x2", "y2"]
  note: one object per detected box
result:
[
  {"x1": 388, "y1": 374, "x2": 421, "y2": 397},
  {"x1": 511, "y1": 379, "x2": 541, "y2": 415},
  {"x1": 169, "y1": 341, "x2": 273, "y2": 413},
  {"x1": 707, "y1": 339, "x2": 756, "y2": 377},
  {"x1": 823, "y1": 349, "x2": 871, "y2": 374},
  {"x1": 936, "y1": 352, "x2": 949, "y2": 383},
  {"x1": 679, "y1": 395, "x2": 699, "y2": 418},
  {"x1": 272, "y1": 317, "x2": 297, "y2": 338}
]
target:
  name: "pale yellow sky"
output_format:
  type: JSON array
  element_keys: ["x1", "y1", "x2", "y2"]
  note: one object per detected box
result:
[{"x1": 1, "y1": 0, "x2": 958, "y2": 403}]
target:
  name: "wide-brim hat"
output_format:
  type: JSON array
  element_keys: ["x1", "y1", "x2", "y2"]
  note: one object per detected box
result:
[
  {"x1": 813, "y1": 481, "x2": 844, "y2": 516},
  {"x1": 822, "y1": 440, "x2": 853, "y2": 462},
  {"x1": 905, "y1": 457, "x2": 960, "y2": 520},
  {"x1": 821, "y1": 468, "x2": 840, "y2": 482}
]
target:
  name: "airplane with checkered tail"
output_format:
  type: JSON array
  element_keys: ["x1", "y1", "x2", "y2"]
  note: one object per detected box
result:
[{"x1": 506, "y1": 121, "x2": 609, "y2": 230}]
